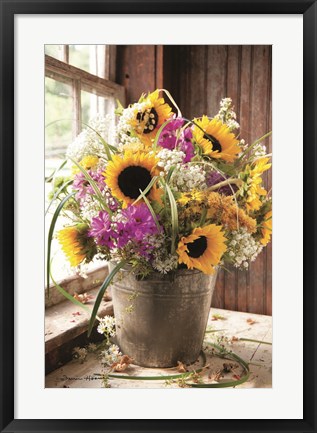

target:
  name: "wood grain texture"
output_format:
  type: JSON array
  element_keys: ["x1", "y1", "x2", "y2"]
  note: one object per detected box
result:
[
  {"x1": 115, "y1": 45, "x2": 272, "y2": 315},
  {"x1": 163, "y1": 45, "x2": 272, "y2": 315}
]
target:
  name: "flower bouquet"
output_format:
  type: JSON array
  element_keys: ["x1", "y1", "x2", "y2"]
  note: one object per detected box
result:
[{"x1": 47, "y1": 89, "x2": 272, "y2": 367}]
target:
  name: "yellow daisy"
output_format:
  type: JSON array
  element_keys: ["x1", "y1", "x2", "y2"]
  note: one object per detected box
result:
[
  {"x1": 242, "y1": 157, "x2": 271, "y2": 212},
  {"x1": 260, "y1": 210, "x2": 272, "y2": 245},
  {"x1": 176, "y1": 225, "x2": 227, "y2": 275},
  {"x1": 130, "y1": 90, "x2": 173, "y2": 146},
  {"x1": 72, "y1": 155, "x2": 99, "y2": 174},
  {"x1": 104, "y1": 151, "x2": 161, "y2": 206},
  {"x1": 57, "y1": 224, "x2": 90, "y2": 267},
  {"x1": 193, "y1": 116, "x2": 241, "y2": 162}
]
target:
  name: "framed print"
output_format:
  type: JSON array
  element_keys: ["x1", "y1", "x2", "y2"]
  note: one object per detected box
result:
[{"x1": 0, "y1": 1, "x2": 316, "y2": 432}]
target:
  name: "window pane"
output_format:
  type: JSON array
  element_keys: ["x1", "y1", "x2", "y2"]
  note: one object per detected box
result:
[
  {"x1": 69, "y1": 45, "x2": 108, "y2": 78},
  {"x1": 81, "y1": 90, "x2": 115, "y2": 124},
  {"x1": 69, "y1": 45, "x2": 91, "y2": 72},
  {"x1": 45, "y1": 77, "x2": 73, "y2": 174},
  {"x1": 45, "y1": 45, "x2": 64, "y2": 60}
]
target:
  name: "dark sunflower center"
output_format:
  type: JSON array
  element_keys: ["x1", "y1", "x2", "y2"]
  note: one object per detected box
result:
[
  {"x1": 204, "y1": 134, "x2": 222, "y2": 152},
  {"x1": 118, "y1": 166, "x2": 152, "y2": 199},
  {"x1": 137, "y1": 108, "x2": 159, "y2": 134},
  {"x1": 187, "y1": 236, "x2": 208, "y2": 258}
]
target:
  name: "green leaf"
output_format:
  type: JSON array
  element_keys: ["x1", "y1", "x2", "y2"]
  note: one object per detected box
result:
[
  {"x1": 87, "y1": 260, "x2": 126, "y2": 337},
  {"x1": 49, "y1": 269, "x2": 90, "y2": 313},
  {"x1": 46, "y1": 192, "x2": 75, "y2": 292},
  {"x1": 45, "y1": 179, "x2": 73, "y2": 216},
  {"x1": 164, "y1": 182, "x2": 179, "y2": 253},
  {"x1": 138, "y1": 189, "x2": 161, "y2": 231},
  {"x1": 81, "y1": 122, "x2": 116, "y2": 159},
  {"x1": 45, "y1": 159, "x2": 67, "y2": 183},
  {"x1": 132, "y1": 176, "x2": 158, "y2": 205},
  {"x1": 68, "y1": 156, "x2": 112, "y2": 215}
]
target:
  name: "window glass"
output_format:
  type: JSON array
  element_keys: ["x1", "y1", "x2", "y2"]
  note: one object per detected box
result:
[
  {"x1": 45, "y1": 45, "x2": 64, "y2": 60},
  {"x1": 45, "y1": 77, "x2": 73, "y2": 176},
  {"x1": 68, "y1": 45, "x2": 91, "y2": 72}
]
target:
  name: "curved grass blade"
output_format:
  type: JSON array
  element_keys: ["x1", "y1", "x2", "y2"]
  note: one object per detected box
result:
[
  {"x1": 237, "y1": 131, "x2": 272, "y2": 161},
  {"x1": 160, "y1": 88, "x2": 182, "y2": 117},
  {"x1": 45, "y1": 179, "x2": 73, "y2": 216},
  {"x1": 239, "y1": 338, "x2": 272, "y2": 345},
  {"x1": 164, "y1": 182, "x2": 178, "y2": 253},
  {"x1": 49, "y1": 269, "x2": 90, "y2": 313},
  {"x1": 68, "y1": 156, "x2": 111, "y2": 215},
  {"x1": 87, "y1": 260, "x2": 126, "y2": 337},
  {"x1": 138, "y1": 189, "x2": 161, "y2": 231},
  {"x1": 45, "y1": 159, "x2": 67, "y2": 183},
  {"x1": 46, "y1": 192, "x2": 75, "y2": 292},
  {"x1": 81, "y1": 122, "x2": 117, "y2": 159},
  {"x1": 132, "y1": 176, "x2": 158, "y2": 205}
]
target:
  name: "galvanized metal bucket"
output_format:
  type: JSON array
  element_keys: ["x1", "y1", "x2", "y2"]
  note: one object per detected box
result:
[{"x1": 110, "y1": 265, "x2": 218, "y2": 368}]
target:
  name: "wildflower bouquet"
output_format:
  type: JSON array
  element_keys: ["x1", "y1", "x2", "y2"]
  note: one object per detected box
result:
[{"x1": 47, "y1": 89, "x2": 272, "y2": 332}]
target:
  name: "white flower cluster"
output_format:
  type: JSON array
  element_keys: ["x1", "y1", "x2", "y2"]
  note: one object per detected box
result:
[
  {"x1": 116, "y1": 103, "x2": 147, "y2": 148},
  {"x1": 157, "y1": 149, "x2": 207, "y2": 192},
  {"x1": 227, "y1": 228, "x2": 263, "y2": 269},
  {"x1": 152, "y1": 253, "x2": 179, "y2": 274},
  {"x1": 66, "y1": 114, "x2": 114, "y2": 161},
  {"x1": 157, "y1": 148, "x2": 186, "y2": 173},
  {"x1": 100, "y1": 344, "x2": 122, "y2": 366},
  {"x1": 214, "y1": 97, "x2": 240, "y2": 131},
  {"x1": 80, "y1": 198, "x2": 102, "y2": 220},
  {"x1": 72, "y1": 346, "x2": 87, "y2": 362},
  {"x1": 254, "y1": 142, "x2": 267, "y2": 158},
  {"x1": 171, "y1": 164, "x2": 207, "y2": 192},
  {"x1": 97, "y1": 315, "x2": 116, "y2": 337}
]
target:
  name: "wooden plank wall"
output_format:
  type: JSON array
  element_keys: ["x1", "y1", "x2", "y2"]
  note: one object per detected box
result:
[{"x1": 116, "y1": 45, "x2": 272, "y2": 315}]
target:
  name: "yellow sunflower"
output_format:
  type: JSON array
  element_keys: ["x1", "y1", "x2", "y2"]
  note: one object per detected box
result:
[
  {"x1": 193, "y1": 116, "x2": 241, "y2": 162},
  {"x1": 57, "y1": 224, "x2": 90, "y2": 267},
  {"x1": 260, "y1": 210, "x2": 272, "y2": 245},
  {"x1": 176, "y1": 225, "x2": 227, "y2": 275},
  {"x1": 130, "y1": 90, "x2": 173, "y2": 146},
  {"x1": 104, "y1": 151, "x2": 161, "y2": 207}
]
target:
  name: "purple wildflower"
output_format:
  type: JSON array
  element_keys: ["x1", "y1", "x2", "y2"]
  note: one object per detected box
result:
[
  {"x1": 73, "y1": 169, "x2": 105, "y2": 203},
  {"x1": 157, "y1": 118, "x2": 184, "y2": 150},
  {"x1": 88, "y1": 211, "x2": 117, "y2": 248},
  {"x1": 206, "y1": 171, "x2": 238, "y2": 196},
  {"x1": 180, "y1": 128, "x2": 194, "y2": 162},
  {"x1": 121, "y1": 204, "x2": 161, "y2": 241},
  {"x1": 158, "y1": 117, "x2": 195, "y2": 163}
]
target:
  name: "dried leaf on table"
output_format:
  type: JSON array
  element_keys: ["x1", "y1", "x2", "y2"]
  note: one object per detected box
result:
[
  {"x1": 230, "y1": 336, "x2": 239, "y2": 342},
  {"x1": 73, "y1": 292, "x2": 92, "y2": 304},
  {"x1": 111, "y1": 355, "x2": 134, "y2": 372},
  {"x1": 246, "y1": 318, "x2": 256, "y2": 325},
  {"x1": 176, "y1": 361, "x2": 187, "y2": 373},
  {"x1": 233, "y1": 374, "x2": 241, "y2": 380},
  {"x1": 209, "y1": 369, "x2": 223, "y2": 382}
]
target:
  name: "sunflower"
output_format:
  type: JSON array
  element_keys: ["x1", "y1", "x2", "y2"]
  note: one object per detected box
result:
[
  {"x1": 130, "y1": 90, "x2": 173, "y2": 146},
  {"x1": 176, "y1": 225, "x2": 227, "y2": 275},
  {"x1": 260, "y1": 210, "x2": 272, "y2": 245},
  {"x1": 105, "y1": 151, "x2": 161, "y2": 207},
  {"x1": 193, "y1": 116, "x2": 240, "y2": 162},
  {"x1": 57, "y1": 224, "x2": 92, "y2": 267}
]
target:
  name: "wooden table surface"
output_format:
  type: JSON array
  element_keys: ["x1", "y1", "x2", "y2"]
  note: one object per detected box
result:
[{"x1": 45, "y1": 308, "x2": 272, "y2": 389}]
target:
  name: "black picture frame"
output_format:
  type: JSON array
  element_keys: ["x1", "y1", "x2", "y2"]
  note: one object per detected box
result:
[{"x1": 0, "y1": 1, "x2": 316, "y2": 432}]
